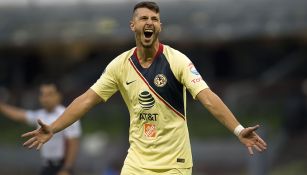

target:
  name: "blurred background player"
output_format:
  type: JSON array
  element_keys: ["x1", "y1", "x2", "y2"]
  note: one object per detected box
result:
[{"x1": 0, "y1": 82, "x2": 81, "y2": 175}]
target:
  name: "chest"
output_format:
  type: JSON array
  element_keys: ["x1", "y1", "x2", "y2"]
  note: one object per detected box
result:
[{"x1": 119, "y1": 56, "x2": 183, "y2": 108}]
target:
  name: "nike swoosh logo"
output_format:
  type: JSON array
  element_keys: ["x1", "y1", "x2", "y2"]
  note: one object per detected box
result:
[{"x1": 126, "y1": 80, "x2": 136, "y2": 85}]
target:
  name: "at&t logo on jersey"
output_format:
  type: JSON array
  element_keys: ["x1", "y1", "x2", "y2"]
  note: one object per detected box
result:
[
  {"x1": 138, "y1": 90, "x2": 155, "y2": 110},
  {"x1": 138, "y1": 91, "x2": 159, "y2": 122},
  {"x1": 139, "y1": 113, "x2": 158, "y2": 121}
]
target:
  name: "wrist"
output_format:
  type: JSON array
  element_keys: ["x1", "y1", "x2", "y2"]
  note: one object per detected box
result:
[
  {"x1": 234, "y1": 124, "x2": 244, "y2": 137},
  {"x1": 50, "y1": 124, "x2": 57, "y2": 134}
]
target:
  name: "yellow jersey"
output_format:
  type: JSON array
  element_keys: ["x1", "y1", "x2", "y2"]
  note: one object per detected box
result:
[{"x1": 91, "y1": 43, "x2": 208, "y2": 169}]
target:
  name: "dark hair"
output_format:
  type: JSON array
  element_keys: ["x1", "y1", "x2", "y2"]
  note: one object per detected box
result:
[{"x1": 133, "y1": 1, "x2": 160, "y2": 14}]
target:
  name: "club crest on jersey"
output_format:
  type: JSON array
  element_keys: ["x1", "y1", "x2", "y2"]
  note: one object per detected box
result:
[
  {"x1": 154, "y1": 74, "x2": 167, "y2": 87},
  {"x1": 138, "y1": 90, "x2": 155, "y2": 110}
]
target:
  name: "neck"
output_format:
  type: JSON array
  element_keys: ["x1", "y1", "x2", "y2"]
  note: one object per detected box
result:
[{"x1": 136, "y1": 42, "x2": 160, "y2": 62}]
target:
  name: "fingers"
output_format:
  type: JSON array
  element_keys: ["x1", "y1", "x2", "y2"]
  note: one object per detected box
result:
[
  {"x1": 23, "y1": 137, "x2": 44, "y2": 150},
  {"x1": 21, "y1": 130, "x2": 37, "y2": 138},
  {"x1": 240, "y1": 125, "x2": 259, "y2": 138},
  {"x1": 256, "y1": 135, "x2": 267, "y2": 147},
  {"x1": 248, "y1": 145, "x2": 262, "y2": 155},
  {"x1": 246, "y1": 137, "x2": 268, "y2": 155},
  {"x1": 29, "y1": 140, "x2": 39, "y2": 149},
  {"x1": 37, "y1": 119, "x2": 52, "y2": 134},
  {"x1": 248, "y1": 147, "x2": 254, "y2": 155},
  {"x1": 241, "y1": 125, "x2": 268, "y2": 155},
  {"x1": 23, "y1": 137, "x2": 37, "y2": 147},
  {"x1": 247, "y1": 144, "x2": 266, "y2": 156},
  {"x1": 256, "y1": 139, "x2": 266, "y2": 151},
  {"x1": 247, "y1": 125, "x2": 260, "y2": 133},
  {"x1": 252, "y1": 133, "x2": 267, "y2": 150},
  {"x1": 37, "y1": 143, "x2": 43, "y2": 150},
  {"x1": 21, "y1": 123, "x2": 48, "y2": 150},
  {"x1": 255, "y1": 138, "x2": 267, "y2": 150},
  {"x1": 251, "y1": 124, "x2": 260, "y2": 130},
  {"x1": 28, "y1": 140, "x2": 43, "y2": 150},
  {"x1": 253, "y1": 145, "x2": 262, "y2": 152},
  {"x1": 37, "y1": 119, "x2": 46, "y2": 128}
]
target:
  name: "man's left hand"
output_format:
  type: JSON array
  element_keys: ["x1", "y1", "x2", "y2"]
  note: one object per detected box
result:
[{"x1": 238, "y1": 125, "x2": 267, "y2": 155}]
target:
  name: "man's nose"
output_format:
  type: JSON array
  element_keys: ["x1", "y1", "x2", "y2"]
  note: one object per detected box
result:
[{"x1": 145, "y1": 19, "x2": 153, "y2": 25}]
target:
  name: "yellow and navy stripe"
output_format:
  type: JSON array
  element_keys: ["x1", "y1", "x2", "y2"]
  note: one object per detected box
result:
[{"x1": 129, "y1": 43, "x2": 185, "y2": 120}]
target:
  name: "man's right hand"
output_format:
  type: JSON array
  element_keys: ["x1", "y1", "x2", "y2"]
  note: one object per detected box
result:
[{"x1": 22, "y1": 119, "x2": 53, "y2": 150}]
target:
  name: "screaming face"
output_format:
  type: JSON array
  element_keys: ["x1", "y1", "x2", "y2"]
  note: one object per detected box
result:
[{"x1": 131, "y1": 7, "x2": 161, "y2": 48}]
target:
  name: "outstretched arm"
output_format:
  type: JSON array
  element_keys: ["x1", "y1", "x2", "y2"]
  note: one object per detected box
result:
[
  {"x1": 22, "y1": 89, "x2": 102, "y2": 149},
  {"x1": 196, "y1": 88, "x2": 267, "y2": 155},
  {"x1": 51, "y1": 89, "x2": 102, "y2": 134},
  {"x1": 0, "y1": 101, "x2": 27, "y2": 123}
]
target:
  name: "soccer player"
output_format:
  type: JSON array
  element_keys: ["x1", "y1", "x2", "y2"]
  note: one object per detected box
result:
[
  {"x1": 22, "y1": 1, "x2": 267, "y2": 175},
  {"x1": 0, "y1": 83, "x2": 81, "y2": 175}
]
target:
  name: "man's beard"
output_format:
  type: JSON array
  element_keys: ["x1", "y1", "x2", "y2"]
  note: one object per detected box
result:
[{"x1": 141, "y1": 35, "x2": 158, "y2": 48}]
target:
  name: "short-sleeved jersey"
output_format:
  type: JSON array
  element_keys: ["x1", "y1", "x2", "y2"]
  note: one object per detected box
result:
[
  {"x1": 26, "y1": 105, "x2": 82, "y2": 160},
  {"x1": 91, "y1": 43, "x2": 208, "y2": 169}
]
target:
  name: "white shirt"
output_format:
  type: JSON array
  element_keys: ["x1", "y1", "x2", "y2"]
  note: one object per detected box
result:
[{"x1": 25, "y1": 105, "x2": 81, "y2": 160}]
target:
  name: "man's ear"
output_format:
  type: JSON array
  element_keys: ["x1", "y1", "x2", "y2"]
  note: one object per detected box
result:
[{"x1": 130, "y1": 21, "x2": 135, "y2": 32}]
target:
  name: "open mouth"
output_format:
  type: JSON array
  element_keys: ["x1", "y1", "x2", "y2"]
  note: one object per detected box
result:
[{"x1": 144, "y1": 29, "x2": 153, "y2": 38}]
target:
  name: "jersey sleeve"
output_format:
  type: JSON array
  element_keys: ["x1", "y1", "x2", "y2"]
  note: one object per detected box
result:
[
  {"x1": 90, "y1": 57, "x2": 120, "y2": 102},
  {"x1": 63, "y1": 120, "x2": 82, "y2": 138},
  {"x1": 25, "y1": 110, "x2": 39, "y2": 126},
  {"x1": 171, "y1": 50, "x2": 209, "y2": 99}
]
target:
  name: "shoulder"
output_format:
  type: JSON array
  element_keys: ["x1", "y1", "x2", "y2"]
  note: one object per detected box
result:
[
  {"x1": 163, "y1": 45, "x2": 188, "y2": 59},
  {"x1": 162, "y1": 44, "x2": 191, "y2": 66},
  {"x1": 104, "y1": 48, "x2": 135, "y2": 74},
  {"x1": 111, "y1": 48, "x2": 135, "y2": 65},
  {"x1": 103, "y1": 48, "x2": 135, "y2": 77}
]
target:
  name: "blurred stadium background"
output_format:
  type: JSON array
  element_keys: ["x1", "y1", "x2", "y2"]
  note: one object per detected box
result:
[{"x1": 0, "y1": 0, "x2": 307, "y2": 174}]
